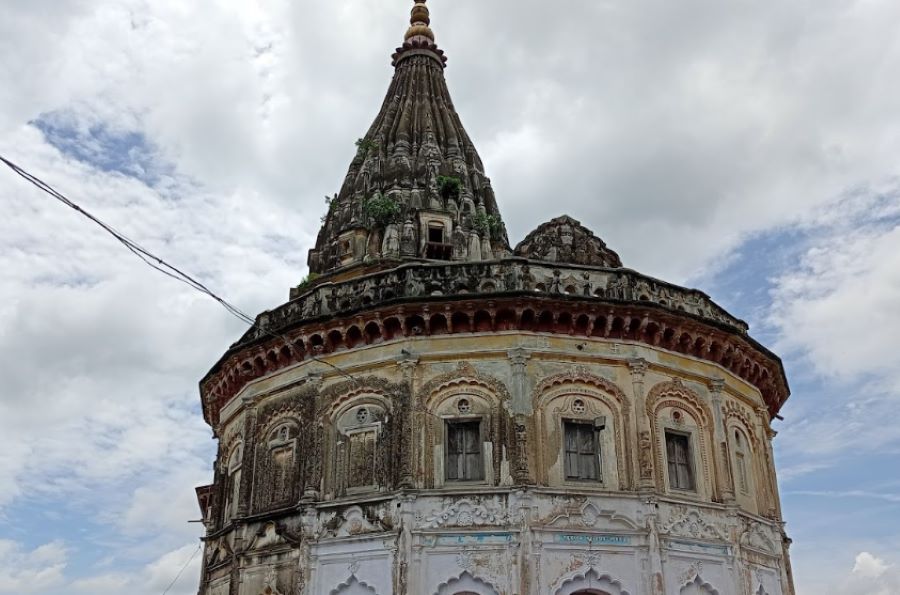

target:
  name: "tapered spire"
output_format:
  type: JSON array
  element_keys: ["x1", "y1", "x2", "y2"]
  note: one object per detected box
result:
[{"x1": 307, "y1": 1, "x2": 507, "y2": 277}]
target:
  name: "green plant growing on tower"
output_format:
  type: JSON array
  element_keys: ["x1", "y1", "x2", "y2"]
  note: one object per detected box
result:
[
  {"x1": 355, "y1": 137, "x2": 379, "y2": 158},
  {"x1": 473, "y1": 212, "x2": 504, "y2": 240},
  {"x1": 321, "y1": 194, "x2": 338, "y2": 223},
  {"x1": 364, "y1": 193, "x2": 401, "y2": 227},
  {"x1": 436, "y1": 175, "x2": 462, "y2": 201},
  {"x1": 296, "y1": 272, "x2": 320, "y2": 293}
]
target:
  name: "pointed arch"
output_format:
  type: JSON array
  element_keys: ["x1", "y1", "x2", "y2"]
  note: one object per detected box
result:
[
  {"x1": 680, "y1": 575, "x2": 719, "y2": 595},
  {"x1": 553, "y1": 568, "x2": 631, "y2": 595},
  {"x1": 434, "y1": 571, "x2": 499, "y2": 595},
  {"x1": 330, "y1": 575, "x2": 379, "y2": 595}
]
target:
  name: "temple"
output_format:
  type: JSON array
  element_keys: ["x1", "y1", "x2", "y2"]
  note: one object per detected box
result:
[{"x1": 195, "y1": 3, "x2": 796, "y2": 594}]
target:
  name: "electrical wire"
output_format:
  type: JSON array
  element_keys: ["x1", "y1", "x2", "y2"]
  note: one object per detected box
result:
[
  {"x1": 161, "y1": 542, "x2": 202, "y2": 595},
  {"x1": 0, "y1": 154, "x2": 358, "y2": 385}
]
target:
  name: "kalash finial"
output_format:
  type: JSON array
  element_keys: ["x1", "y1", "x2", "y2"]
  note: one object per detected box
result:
[
  {"x1": 393, "y1": 0, "x2": 446, "y2": 68},
  {"x1": 405, "y1": 1, "x2": 435, "y2": 42}
]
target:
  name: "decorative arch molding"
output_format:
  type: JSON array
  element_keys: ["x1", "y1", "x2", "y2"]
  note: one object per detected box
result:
[
  {"x1": 419, "y1": 362, "x2": 512, "y2": 409},
  {"x1": 646, "y1": 379, "x2": 715, "y2": 495},
  {"x1": 680, "y1": 575, "x2": 719, "y2": 595},
  {"x1": 220, "y1": 437, "x2": 244, "y2": 472},
  {"x1": 329, "y1": 575, "x2": 380, "y2": 595},
  {"x1": 255, "y1": 383, "x2": 318, "y2": 431},
  {"x1": 531, "y1": 374, "x2": 633, "y2": 488},
  {"x1": 553, "y1": 568, "x2": 631, "y2": 595},
  {"x1": 418, "y1": 363, "x2": 512, "y2": 488},
  {"x1": 319, "y1": 376, "x2": 404, "y2": 419},
  {"x1": 645, "y1": 379, "x2": 711, "y2": 426},
  {"x1": 722, "y1": 401, "x2": 759, "y2": 446},
  {"x1": 318, "y1": 377, "x2": 410, "y2": 498},
  {"x1": 532, "y1": 368, "x2": 628, "y2": 408},
  {"x1": 256, "y1": 413, "x2": 301, "y2": 440},
  {"x1": 433, "y1": 571, "x2": 500, "y2": 595},
  {"x1": 329, "y1": 393, "x2": 393, "y2": 423}
]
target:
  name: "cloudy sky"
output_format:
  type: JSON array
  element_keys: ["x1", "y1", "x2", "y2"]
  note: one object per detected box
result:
[{"x1": 1, "y1": 0, "x2": 899, "y2": 593}]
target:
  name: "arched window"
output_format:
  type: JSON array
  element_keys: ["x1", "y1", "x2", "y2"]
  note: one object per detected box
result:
[
  {"x1": 255, "y1": 421, "x2": 299, "y2": 511},
  {"x1": 331, "y1": 402, "x2": 387, "y2": 496},
  {"x1": 222, "y1": 442, "x2": 242, "y2": 526},
  {"x1": 531, "y1": 377, "x2": 626, "y2": 490}
]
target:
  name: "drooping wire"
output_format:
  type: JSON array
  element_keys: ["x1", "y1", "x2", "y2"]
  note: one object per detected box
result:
[
  {"x1": 161, "y1": 542, "x2": 202, "y2": 595},
  {"x1": 0, "y1": 154, "x2": 358, "y2": 384}
]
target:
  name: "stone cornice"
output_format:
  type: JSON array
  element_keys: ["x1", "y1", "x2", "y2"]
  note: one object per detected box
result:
[{"x1": 199, "y1": 260, "x2": 789, "y2": 427}]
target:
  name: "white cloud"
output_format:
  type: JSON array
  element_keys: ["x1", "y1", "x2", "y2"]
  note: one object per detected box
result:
[
  {"x1": 0, "y1": 540, "x2": 67, "y2": 593},
  {"x1": 0, "y1": 0, "x2": 899, "y2": 593},
  {"x1": 853, "y1": 552, "x2": 891, "y2": 579},
  {"x1": 841, "y1": 552, "x2": 900, "y2": 595}
]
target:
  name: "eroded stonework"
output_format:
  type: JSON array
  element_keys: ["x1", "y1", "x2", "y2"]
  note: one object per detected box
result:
[
  {"x1": 195, "y1": 3, "x2": 796, "y2": 594},
  {"x1": 514, "y1": 215, "x2": 623, "y2": 268}
]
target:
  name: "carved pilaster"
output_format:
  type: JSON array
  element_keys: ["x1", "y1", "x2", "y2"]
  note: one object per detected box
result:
[
  {"x1": 629, "y1": 359, "x2": 654, "y2": 490},
  {"x1": 645, "y1": 508, "x2": 666, "y2": 595},
  {"x1": 398, "y1": 357, "x2": 419, "y2": 488},
  {"x1": 237, "y1": 397, "x2": 258, "y2": 517},
  {"x1": 757, "y1": 407, "x2": 782, "y2": 519},
  {"x1": 512, "y1": 414, "x2": 534, "y2": 486},
  {"x1": 507, "y1": 348, "x2": 532, "y2": 415},
  {"x1": 302, "y1": 374, "x2": 323, "y2": 501},
  {"x1": 709, "y1": 378, "x2": 735, "y2": 503}
]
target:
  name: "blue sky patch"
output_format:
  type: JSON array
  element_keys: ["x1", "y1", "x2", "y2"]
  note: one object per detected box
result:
[{"x1": 31, "y1": 111, "x2": 172, "y2": 187}]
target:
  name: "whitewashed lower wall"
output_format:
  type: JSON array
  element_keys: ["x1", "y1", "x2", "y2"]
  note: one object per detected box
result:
[{"x1": 201, "y1": 491, "x2": 789, "y2": 595}]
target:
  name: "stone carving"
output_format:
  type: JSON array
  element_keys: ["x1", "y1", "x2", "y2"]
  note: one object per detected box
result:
[
  {"x1": 261, "y1": 566, "x2": 283, "y2": 595},
  {"x1": 541, "y1": 500, "x2": 638, "y2": 531},
  {"x1": 679, "y1": 561, "x2": 704, "y2": 586},
  {"x1": 639, "y1": 431, "x2": 654, "y2": 480},
  {"x1": 514, "y1": 215, "x2": 623, "y2": 268},
  {"x1": 663, "y1": 507, "x2": 726, "y2": 541},
  {"x1": 574, "y1": 550, "x2": 602, "y2": 570},
  {"x1": 423, "y1": 499, "x2": 508, "y2": 528},
  {"x1": 382, "y1": 223, "x2": 401, "y2": 258},
  {"x1": 401, "y1": 219, "x2": 417, "y2": 256},
  {"x1": 741, "y1": 521, "x2": 778, "y2": 554}
]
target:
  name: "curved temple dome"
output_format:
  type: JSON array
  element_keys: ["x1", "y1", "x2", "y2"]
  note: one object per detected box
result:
[{"x1": 308, "y1": 0, "x2": 510, "y2": 277}]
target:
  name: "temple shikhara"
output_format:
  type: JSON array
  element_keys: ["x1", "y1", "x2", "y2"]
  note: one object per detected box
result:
[{"x1": 195, "y1": 3, "x2": 796, "y2": 594}]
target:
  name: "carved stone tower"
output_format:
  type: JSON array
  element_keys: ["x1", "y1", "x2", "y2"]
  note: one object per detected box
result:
[{"x1": 196, "y1": 3, "x2": 796, "y2": 594}]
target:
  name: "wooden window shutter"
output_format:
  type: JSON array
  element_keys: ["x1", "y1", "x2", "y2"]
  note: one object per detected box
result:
[
  {"x1": 666, "y1": 432, "x2": 695, "y2": 490},
  {"x1": 446, "y1": 421, "x2": 483, "y2": 481},
  {"x1": 564, "y1": 422, "x2": 600, "y2": 481}
]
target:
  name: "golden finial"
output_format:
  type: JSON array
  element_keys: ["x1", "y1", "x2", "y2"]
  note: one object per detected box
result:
[{"x1": 405, "y1": 1, "x2": 435, "y2": 42}]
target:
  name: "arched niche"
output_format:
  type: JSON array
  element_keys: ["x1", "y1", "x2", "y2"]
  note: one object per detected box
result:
[
  {"x1": 252, "y1": 417, "x2": 301, "y2": 512},
  {"x1": 221, "y1": 440, "x2": 243, "y2": 526},
  {"x1": 646, "y1": 380, "x2": 715, "y2": 499},
  {"x1": 728, "y1": 423, "x2": 758, "y2": 514},
  {"x1": 531, "y1": 372, "x2": 630, "y2": 490},
  {"x1": 554, "y1": 568, "x2": 630, "y2": 595},
  {"x1": 434, "y1": 571, "x2": 499, "y2": 595},
  {"x1": 329, "y1": 396, "x2": 390, "y2": 497},
  {"x1": 419, "y1": 367, "x2": 510, "y2": 488}
]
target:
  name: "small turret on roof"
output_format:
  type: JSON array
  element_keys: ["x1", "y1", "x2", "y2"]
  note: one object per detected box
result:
[{"x1": 515, "y1": 215, "x2": 623, "y2": 268}]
